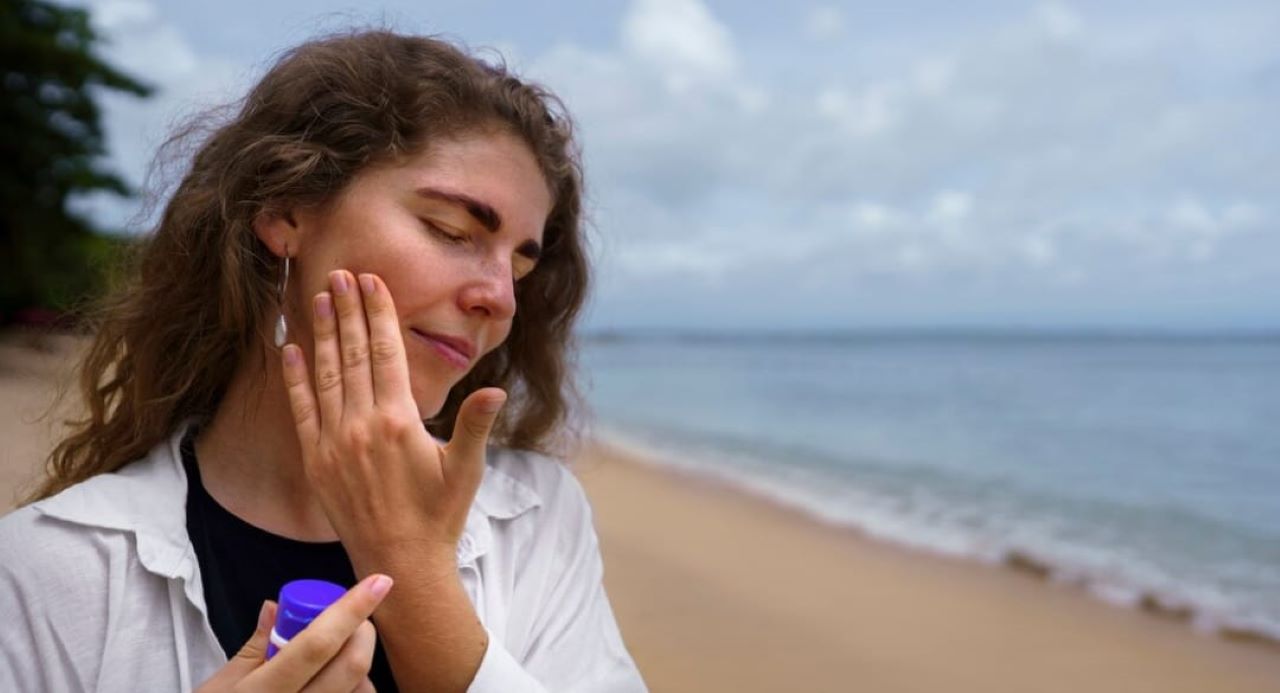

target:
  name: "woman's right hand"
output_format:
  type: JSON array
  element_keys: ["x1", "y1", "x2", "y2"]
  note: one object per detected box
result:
[{"x1": 197, "y1": 573, "x2": 393, "y2": 692}]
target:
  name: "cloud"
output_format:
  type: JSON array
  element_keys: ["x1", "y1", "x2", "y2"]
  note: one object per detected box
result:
[
  {"x1": 804, "y1": 6, "x2": 845, "y2": 41},
  {"x1": 849, "y1": 201, "x2": 901, "y2": 233},
  {"x1": 71, "y1": 0, "x2": 247, "y2": 231},
  {"x1": 73, "y1": 0, "x2": 1280, "y2": 327},
  {"x1": 621, "y1": 0, "x2": 736, "y2": 91},
  {"x1": 531, "y1": 0, "x2": 1279, "y2": 327},
  {"x1": 1033, "y1": 1, "x2": 1083, "y2": 41},
  {"x1": 94, "y1": 0, "x2": 157, "y2": 28},
  {"x1": 816, "y1": 84, "x2": 896, "y2": 136},
  {"x1": 928, "y1": 191, "x2": 973, "y2": 225}
]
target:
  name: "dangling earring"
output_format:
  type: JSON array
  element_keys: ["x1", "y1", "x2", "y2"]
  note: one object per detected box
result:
[{"x1": 273, "y1": 247, "x2": 291, "y2": 348}]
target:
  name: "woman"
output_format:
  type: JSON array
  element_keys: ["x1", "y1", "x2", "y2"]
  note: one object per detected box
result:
[{"x1": 0, "y1": 30, "x2": 646, "y2": 692}]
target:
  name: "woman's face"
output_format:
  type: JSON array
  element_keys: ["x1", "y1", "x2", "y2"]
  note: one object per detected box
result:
[{"x1": 287, "y1": 129, "x2": 552, "y2": 419}]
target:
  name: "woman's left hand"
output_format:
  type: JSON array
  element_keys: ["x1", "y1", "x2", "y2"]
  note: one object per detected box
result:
[{"x1": 280, "y1": 269, "x2": 506, "y2": 574}]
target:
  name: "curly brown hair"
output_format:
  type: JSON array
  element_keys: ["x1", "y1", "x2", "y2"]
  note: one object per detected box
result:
[{"x1": 28, "y1": 30, "x2": 589, "y2": 502}]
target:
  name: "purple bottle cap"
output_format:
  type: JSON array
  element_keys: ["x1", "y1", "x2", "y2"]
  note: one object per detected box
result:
[{"x1": 267, "y1": 579, "x2": 346, "y2": 659}]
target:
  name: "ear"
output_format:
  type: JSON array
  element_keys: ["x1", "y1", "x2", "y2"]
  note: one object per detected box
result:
[{"x1": 252, "y1": 208, "x2": 301, "y2": 258}]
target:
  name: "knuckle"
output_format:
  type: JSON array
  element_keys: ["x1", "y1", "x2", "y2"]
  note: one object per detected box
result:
[
  {"x1": 369, "y1": 337, "x2": 400, "y2": 365},
  {"x1": 342, "y1": 425, "x2": 371, "y2": 451},
  {"x1": 462, "y1": 414, "x2": 491, "y2": 439},
  {"x1": 342, "y1": 646, "x2": 371, "y2": 678},
  {"x1": 363, "y1": 294, "x2": 389, "y2": 316},
  {"x1": 315, "y1": 367, "x2": 343, "y2": 392},
  {"x1": 375, "y1": 412, "x2": 410, "y2": 440},
  {"x1": 342, "y1": 343, "x2": 369, "y2": 368},
  {"x1": 296, "y1": 632, "x2": 342, "y2": 664},
  {"x1": 290, "y1": 400, "x2": 316, "y2": 426}
]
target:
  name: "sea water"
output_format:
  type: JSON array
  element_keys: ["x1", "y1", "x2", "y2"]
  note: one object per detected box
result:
[{"x1": 579, "y1": 333, "x2": 1280, "y2": 642}]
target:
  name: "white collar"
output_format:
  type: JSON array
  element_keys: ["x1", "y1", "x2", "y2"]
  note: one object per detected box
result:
[{"x1": 30, "y1": 423, "x2": 542, "y2": 583}]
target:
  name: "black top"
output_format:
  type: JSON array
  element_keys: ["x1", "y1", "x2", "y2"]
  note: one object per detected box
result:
[{"x1": 182, "y1": 427, "x2": 397, "y2": 690}]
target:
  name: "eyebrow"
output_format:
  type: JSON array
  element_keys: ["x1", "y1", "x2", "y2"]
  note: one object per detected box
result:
[{"x1": 415, "y1": 186, "x2": 542, "y2": 260}]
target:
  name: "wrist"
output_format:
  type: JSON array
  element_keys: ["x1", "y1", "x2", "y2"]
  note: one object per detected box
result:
[{"x1": 350, "y1": 539, "x2": 459, "y2": 582}]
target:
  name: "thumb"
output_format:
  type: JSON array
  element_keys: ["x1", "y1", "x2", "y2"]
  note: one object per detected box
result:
[
  {"x1": 226, "y1": 600, "x2": 276, "y2": 676},
  {"x1": 445, "y1": 387, "x2": 506, "y2": 486},
  {"x1": 198, "y1": 601, "x2": 275, "y2": 690}
]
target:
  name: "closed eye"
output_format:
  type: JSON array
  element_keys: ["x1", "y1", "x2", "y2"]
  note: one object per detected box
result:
[
  {"x1": 513, "y1": 259, "x2": 536, "y2": 282},
  {"x1": 421, "y1": 219, "x2": 467, "y2": 244},
  {"x1": 422, "y1": 216, "x2": 540, "y2": 281}
]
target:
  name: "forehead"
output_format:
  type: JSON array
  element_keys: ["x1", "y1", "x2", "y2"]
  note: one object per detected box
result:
[{"x1": 385, "y1": 130, "x2": 553, "y2": 240}]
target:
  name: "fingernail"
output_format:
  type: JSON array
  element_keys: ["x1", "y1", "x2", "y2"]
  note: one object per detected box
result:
[
  {"x1": 283, "y1": 344, "x2": 301, "y2": 367},
  {"x1": 481, "y1": 392, "x2": 508, "y2": 414},
  {"x1": 368, "y1": 574, "x2": 393, "y2": 599},
  {"x1": 331, "y1": 271, "x2": 349, "y2": 295},
  {"x1": 359, "y1": 273, "x2": 376, "y2": 295},
  {"x1": 315, "y1": 293, "x2": 333, "y2": 318},
  {"x1": 257, "y1": 600, "x2": 273, "y2": 631}
]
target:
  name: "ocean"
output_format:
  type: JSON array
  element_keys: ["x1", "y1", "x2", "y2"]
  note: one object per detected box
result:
[{"x1": 577, "y1": 332, "x2": 1280, "y2": 643}]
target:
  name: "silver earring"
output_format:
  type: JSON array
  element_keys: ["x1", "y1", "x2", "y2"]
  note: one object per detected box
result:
[{"x1": 273, "y1": 250, "x2": 291, "y2": 348}]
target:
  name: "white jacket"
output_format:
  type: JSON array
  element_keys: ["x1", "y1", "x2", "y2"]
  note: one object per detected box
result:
[{"x1": 0, "y1": 426, "x2": 646, "y2": 692}]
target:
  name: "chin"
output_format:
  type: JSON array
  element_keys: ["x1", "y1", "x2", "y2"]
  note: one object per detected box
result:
[
  {"x1": 409, "y1": 369, "x2": 462, "y2": 419},
  {"x1": 416, "y1": 400, "x2": 447, "y2": 422}
]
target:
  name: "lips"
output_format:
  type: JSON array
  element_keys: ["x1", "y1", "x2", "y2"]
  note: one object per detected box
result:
[{"x1": 409, "y1": 329, "x2": 475, "y2": 369}]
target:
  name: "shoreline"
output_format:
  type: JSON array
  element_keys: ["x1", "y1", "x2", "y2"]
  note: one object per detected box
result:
[
  {"x1": 573, "y1": 437, "x2": 1280, "y2": 692},
  {"x1": 585, "y1": 428, "x2": 1280, "y2": 651}
]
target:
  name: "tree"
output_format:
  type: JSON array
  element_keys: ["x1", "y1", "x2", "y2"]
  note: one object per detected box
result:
[{"x1": 0, "y1": 0, "x2": 151, "y2": 325}]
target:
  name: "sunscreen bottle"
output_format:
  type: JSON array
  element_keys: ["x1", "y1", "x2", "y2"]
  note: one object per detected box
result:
[{"x1": 266, "y1": 579, "x2": 346, "y2": 660}]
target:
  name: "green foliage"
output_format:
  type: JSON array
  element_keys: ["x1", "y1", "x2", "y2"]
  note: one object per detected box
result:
[{"x1": 0, "y1": 0, "x2": 151, "y2": 324}]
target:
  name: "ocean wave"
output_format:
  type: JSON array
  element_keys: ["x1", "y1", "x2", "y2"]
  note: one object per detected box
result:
[{"x1": 593, "y1": 423, "x2": 1280, "y2": 649}]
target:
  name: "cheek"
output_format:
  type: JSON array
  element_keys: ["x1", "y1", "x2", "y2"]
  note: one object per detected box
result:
[
  {"x1": 488, "y1": 320, "x2": 514, "y2": 353},
  {"x1": 380, "y1": 248, "x2": 463, "y2": 303}
]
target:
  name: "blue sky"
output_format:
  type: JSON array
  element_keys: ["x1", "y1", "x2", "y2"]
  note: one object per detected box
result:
[{"x1": 69, "y1": 0, "x2": 1279, "y2": 331}]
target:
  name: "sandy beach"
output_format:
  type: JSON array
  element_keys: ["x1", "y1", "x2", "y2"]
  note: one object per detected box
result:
[
  {"x1": 574, "y1": 441, "x2": 1280, "y2": 692},
  {"x1": 4, "y1": 332, "x2": 1279, "y2": 692},
  {"x1": 0, "y1": 332, "x2": 82, "y2": 511}
]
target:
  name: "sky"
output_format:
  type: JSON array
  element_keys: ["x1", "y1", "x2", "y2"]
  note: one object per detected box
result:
[{"x1": 66, "y1": 0, "x2": 1279, "y2": 331}]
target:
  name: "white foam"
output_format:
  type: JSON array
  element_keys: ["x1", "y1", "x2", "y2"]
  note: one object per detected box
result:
[{"x1": 593, "y1": 425, "x2": 1280, "y2": 645}]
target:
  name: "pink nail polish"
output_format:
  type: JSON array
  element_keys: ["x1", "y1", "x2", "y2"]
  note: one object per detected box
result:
[
  {"x1": 368, "y1": 574, "x2": 393, "y2": 599},
  {"x1": 315, "y1": 293, "x2": 333, "y2": 318}
]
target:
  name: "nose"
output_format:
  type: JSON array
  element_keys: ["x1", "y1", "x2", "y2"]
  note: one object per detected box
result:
[{"x1": 460, "y1": 258, "x2": 517, "y2": 321}]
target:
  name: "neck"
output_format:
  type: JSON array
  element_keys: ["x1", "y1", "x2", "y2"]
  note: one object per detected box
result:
[{"x1": 194, "y1": 347, "x2": 338, "y2": 542}]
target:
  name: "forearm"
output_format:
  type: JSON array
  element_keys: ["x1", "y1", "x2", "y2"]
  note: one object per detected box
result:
[{"x1": 362, "y1": 553, "x2": 488, "y2": 693}]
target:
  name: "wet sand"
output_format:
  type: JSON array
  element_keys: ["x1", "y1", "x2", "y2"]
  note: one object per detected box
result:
[{"x1": 572, "y1": 442, "x2": 1280, "y2": 692}]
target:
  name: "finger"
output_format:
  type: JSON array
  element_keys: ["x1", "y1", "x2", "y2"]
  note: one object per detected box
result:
[
  {"x1": 282, "y1": 345, "x2": 321, "y2": 448},
  {"x1": 352, "y1": 677, "x2": 376, "y2": 693},
  {"x1": 243, "y1": 574, "x2": 392, "y2": 691},
  {"x1": 202, "y1": 600, "x2": 275, "y2": 687},
  {"x1": 330, "y1": 269, "x2": 374, "y2": 415},
  {"x1": 358, "y1": 273, "x2": 413, "y2": 410},
  {"x1": 312, "y1": 290, "x2": 344, "y2": 428},
  {"x1": 445, "y1": 388, "x2": 506, "y2": 489},
  {"x1": 298, "y1": 620, "x2": 377, "y2": 693}
]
